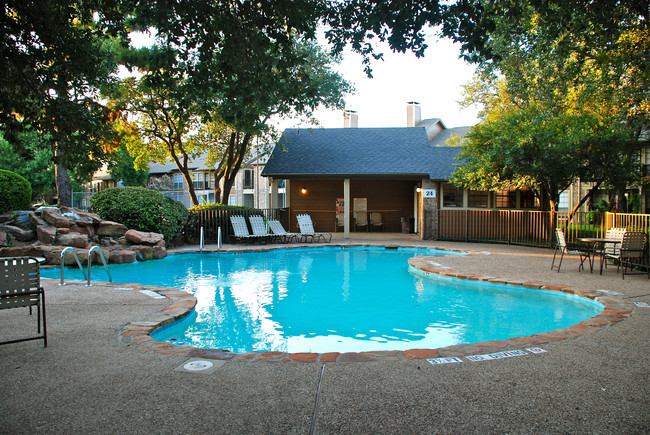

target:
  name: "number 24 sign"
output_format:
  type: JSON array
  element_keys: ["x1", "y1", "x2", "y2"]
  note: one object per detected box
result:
[{"x1": 423, "y1": 189, "x2": 436, "y2": 199}]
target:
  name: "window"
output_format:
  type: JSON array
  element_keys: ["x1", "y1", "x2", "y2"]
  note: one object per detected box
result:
[
  {"x1": 173, "y1": 174, "x2": 184, "y2": 190},
  {"x1": 228, "y1": 194, "x2": 237, "y2": 206},
  {"x1": 495, "y1": 188, "x2": 517, "y2": 208},
  {"x1": 558, "y1": 191, "x2": 569, "y2": 212},
  {"x1": 520, "y1": 188, "x2": 537, "y2": 208},
  {"x1": 192, "y1": 172, "x2": 204, "y2": 190},
  {"x1": 243, "y1": 169, "x2": 254, "y2": 189},
  {"x1": 242, "y1": 193, "x2": 254, "y2": 208},
  {"x1": 467, "y1": 190, "x2": 488, "y2": 208},
  {"x1": 442, "y1": 182, "x2": 463, "y2": 207}
]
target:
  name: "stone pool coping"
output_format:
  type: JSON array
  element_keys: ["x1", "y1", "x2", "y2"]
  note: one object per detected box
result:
[{"x1": 112, "y1": 244, "x2": 633, "y2": 363}]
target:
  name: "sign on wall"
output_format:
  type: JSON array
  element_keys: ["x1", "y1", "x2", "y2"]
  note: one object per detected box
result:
[{"x1": 423, "y1": 189, "x2": 436, "y2": 199}]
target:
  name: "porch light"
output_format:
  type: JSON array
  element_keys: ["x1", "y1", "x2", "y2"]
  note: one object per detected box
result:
[
  {"x1": 301, "y1": 188, "x2": 307, "y2": 194},
  {"x1": 416, "y1": 187, "x2": 422, "y2": 193}
]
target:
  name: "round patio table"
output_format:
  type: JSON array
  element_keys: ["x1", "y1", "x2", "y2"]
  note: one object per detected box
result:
[{"x1": 577, "y1": 237, "x2": 622, "y2": 274}]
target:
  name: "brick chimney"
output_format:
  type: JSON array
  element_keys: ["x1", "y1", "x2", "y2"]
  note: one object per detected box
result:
[
  {"x1": 344, "y1": 110, "x2": 358, "y2": 128},
  {"x1": 407, "y1": 102, "x2": 421, "y2": 127}
]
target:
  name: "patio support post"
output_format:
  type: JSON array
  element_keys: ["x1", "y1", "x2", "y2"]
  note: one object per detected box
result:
[
  {"x1": 270, "y1": 178, "x2": 279, "y2": 209},
  {"x1": 344, "y1": 178, "x2": 351, "y2": 239},
  {"x1": 421, "y1": 179, "x2": 439, "y2": 240}
]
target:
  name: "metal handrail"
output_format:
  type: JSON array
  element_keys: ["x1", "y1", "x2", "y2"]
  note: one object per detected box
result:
[
  {"x1": 88, "y1": 246, "x2": 112, "y2": 286},
  {"x1": 60, "y1": 247, "x2": 85, "y2": 286}
]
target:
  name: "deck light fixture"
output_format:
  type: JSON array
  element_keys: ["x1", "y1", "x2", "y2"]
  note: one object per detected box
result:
[{"x1": 301, "y1": 188, "x2": 307, "y2": 194}]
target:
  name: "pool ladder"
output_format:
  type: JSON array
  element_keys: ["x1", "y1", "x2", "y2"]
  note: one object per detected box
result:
[{"x1": 60, "y1": 246, "x2": 112, "y2": 286}]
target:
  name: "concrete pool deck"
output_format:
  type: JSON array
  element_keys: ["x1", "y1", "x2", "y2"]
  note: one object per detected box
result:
[{"x1": 1, "y1": 234, "x2": 648, "y2": 433}]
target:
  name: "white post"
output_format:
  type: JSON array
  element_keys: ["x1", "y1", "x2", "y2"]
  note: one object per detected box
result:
[{"x1": 344, "y1": 179, "x2": 351, "y2": 239}]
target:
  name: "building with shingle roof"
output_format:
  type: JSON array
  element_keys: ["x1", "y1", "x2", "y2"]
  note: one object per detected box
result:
[{"x1": 262, "y1": 103, "x2": 472, "y2": 239}]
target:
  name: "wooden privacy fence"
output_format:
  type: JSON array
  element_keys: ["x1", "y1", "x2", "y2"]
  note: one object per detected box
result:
[
  {"x1": 186, "y1": 208, "x2": 288, "y2": 244},
  {"x1": 439, "y1": 210, "x2": 650, "y2": 248}
]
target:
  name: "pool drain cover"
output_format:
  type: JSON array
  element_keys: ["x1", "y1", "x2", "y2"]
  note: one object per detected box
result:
[
  {"x1": 175, "y1": 358, "x2": 225, "y2": 375},
  {"x1": 185, "y1": 360, "x2": 214, "y2": 371}
]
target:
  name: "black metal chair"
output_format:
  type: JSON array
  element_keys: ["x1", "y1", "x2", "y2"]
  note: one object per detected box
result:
[{"x1": 1, "y1": 256, "x2": 47, "y2": 347}]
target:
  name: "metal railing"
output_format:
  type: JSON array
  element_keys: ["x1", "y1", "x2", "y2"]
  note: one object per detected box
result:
[{"x1": 186, "y1": 207, "x2": 287, "y2": 244}]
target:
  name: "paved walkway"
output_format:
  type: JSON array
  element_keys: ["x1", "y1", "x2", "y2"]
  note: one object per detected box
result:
[{"x1": 1, "y1": 235, "x2": 648, "y2": 433}]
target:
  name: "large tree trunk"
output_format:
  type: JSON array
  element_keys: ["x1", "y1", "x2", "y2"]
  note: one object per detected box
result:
[
  {"x1": 55, "y1": 162, "x2": 72, "y2": 207},
  {"x1": 221, "y1": 132, "x2": 252, "y2": 203}
]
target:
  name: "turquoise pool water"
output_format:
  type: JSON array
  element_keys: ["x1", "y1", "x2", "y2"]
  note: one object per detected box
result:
[{"x1": 44, "y1": 247, "x2": 603, "y2": 353}]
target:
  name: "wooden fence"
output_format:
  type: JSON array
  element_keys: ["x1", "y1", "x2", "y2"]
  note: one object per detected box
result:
[{"x1": 438, "y1": 210, "x2": 650, "y2": 247}]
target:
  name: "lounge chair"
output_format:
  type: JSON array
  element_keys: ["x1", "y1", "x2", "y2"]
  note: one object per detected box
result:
[
  {"x1": 229, "y1": 215, "x2": 266, "y2": 244},
  {"x1": 268, "y1": 219, "x2": 299, "y2": 243},
  {"x1": 605, "y1": 231, "x2": 648, "y2": 279},
  {"x1": 550, "y1": 228, "x2": 592, "y2": 273},
  {"x1": 248, "y1": 215, "x2": 272, "y2": 243},
  {"x1": 296, "y1": 214, "x2": 332, "y2": 243},
  {"x1": 370, "y1": 212, "x2": 384, "y2": 231},
  {"x1": 354, "y1": 211, "x2": 368, "y2": 232},
  {"x1": 1, "y1": 256, "x2": 47, "y2": 347}
]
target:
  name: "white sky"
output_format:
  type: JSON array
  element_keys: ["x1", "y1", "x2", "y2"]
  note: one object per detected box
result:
[
  {"x1": 279, "y1": 36, "x2": 481, "y2": 130},
  {"x1": 129, "y1": 30, "x2": 481, "y2": 131}
]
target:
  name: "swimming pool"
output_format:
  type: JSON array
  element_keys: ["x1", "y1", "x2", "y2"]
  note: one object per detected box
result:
[{"x1": 45, "y1": 247, "x2": 603, "y2": 353}]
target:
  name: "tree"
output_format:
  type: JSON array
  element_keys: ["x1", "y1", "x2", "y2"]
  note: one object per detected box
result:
[
  {"x1": 449, "y1": 0, "x2": 648, "y2": 215},
  {"x1": 0, "y1": 0, "x2": 130, "y2": 206},
  {"x1": 108, "y1": 145, "x2": 149, "y2": 187},
  {"x1": 114, "y1": 39, "x2": 351, "y2": 205}
]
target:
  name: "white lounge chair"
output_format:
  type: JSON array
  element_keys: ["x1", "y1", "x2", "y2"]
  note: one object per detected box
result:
[
  {"x1": 248, "y1": 215, "x2": 272, "y2": 243},
  {"x1": 229, "y1": 215, "x2": 266, "y2": 244},
  {"x1": 268, "y1": 219, "x2": 299, "y2": 243},
  {"x1": 296, "y1": 214, "x2": 332, "y2": 243}
]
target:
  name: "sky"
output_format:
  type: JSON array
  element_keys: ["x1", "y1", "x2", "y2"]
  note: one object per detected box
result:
[
  {"x1": 129, "y1": 30, "x2": 482, "y2": 131},
  {"x1": 278, "y1": 36, "x2": 482, "y2": 131}
]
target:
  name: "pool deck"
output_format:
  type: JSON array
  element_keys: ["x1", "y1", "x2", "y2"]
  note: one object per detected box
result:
[{"x1": 1, "y1": 233, "x2": 648, "y2": 433}]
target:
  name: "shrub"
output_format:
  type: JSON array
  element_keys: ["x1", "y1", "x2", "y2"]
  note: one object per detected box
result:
[
  {"x1": 90, "y1": 187, "x2": 188, "y2": 243},
  {"x1": 0, "y1": 169, "x2": 32, "y2": 213}
]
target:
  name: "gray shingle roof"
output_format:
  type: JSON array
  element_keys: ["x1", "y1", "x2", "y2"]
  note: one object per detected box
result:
[{"x1": 262, "y1": 127, "x2": 463, "y2": 180}]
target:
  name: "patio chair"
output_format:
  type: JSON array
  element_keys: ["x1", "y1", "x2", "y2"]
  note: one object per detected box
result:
[
  {"x1": 551, "y1": 228, "x2": 592, "y2": 273},
  {"x1": 335, "y1": 213, "x2": 345, "y2": 232},
  {"x1": 296, "y1": 214, "x2": 332, "y2": 243},
  {"x1": 1, "y1": 256, "x2": 47, "y2": 347},
  {"x1": 248, "y1": 215, "x2": 272, "y2": 243},
  {"x1": 605, "y1": 231, "x2": 648, "y2": 279},
  {"x1": 600, "y1": 227, "x2": 627, "y2": 272},
  {"x1": 268, "y1": 219, "x2": 299, "y2": 243},
  {"x1": 370, "y1": 212, "x2": 384, "y2": 231},
  {"x1": 229, "y1": 215, "x2": 266, "y2": 244},
  {"x1": 354, "y1": 212, "x2": 368, "y2": 232}
]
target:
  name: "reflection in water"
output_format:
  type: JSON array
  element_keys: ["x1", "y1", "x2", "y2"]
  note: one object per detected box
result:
[{"x1": 134, "y1": 248, "x2": 601, "y2": 353}]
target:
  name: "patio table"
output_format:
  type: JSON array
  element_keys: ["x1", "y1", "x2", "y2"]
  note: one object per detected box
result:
[{"x1": 577, "y1": 237, "x2": 622, "y2": 275}]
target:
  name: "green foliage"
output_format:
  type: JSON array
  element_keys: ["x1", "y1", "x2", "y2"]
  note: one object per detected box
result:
[
  {"x1": 0, "y1": 129, "x2": 55, "y2": 199},
  {"x1": 0, "y1": 169, "x2": 33, "y2": 213},
  {"x1": 90, "y1": 187, "x2": 188, "y2": 243},
  {"x1": 108, "y1": 145, "x2": 149, "y2": 186}
]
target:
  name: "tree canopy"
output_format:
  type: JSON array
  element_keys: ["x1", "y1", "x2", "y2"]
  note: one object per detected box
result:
[{"x1": 450, "y1": 0, "x2": 649, "y2": 213}]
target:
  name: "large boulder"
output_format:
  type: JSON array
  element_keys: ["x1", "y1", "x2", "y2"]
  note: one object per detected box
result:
[
  {"x1": 41, "y1": 208, "x2": 74, "y2": 228},
  {"x1": 0, "y1": 224, "x2": 35, "y2": 242},
  {"x1": 152, "y1": 245, "x2": 168, "y2": 260},
  {"x1": 96, "y1": 221, "x2": 128, "y2": 237},
  {"x1": 29, "y1": 213, "x2": 48, "y2": 227},
  {"x1": 59, "y1": 206, "x2": 101, "y2": 226},
  {"x1": 56, "y1": 232, "x2": 89, "y2": 248},
  {"x1": 125, "y1": 229, "x2": 164, "y2": 245},
  {"x1": 109, "y1": 249, "x2": 136, "y2": 264},
  {"x1": 129, "y1": 245, "x2": 154, "y2": 261},
  {"x1": 37, "y1": 225, "x2": 57, "y2": 245},
  {"x1": 0, "y1": 231, "x2": 6, "y2": 247}
]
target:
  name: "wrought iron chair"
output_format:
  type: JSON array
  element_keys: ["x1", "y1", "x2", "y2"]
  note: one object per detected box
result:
[
  {"x1": 551, "y1": 228, "x2": 592, "y2": 273},
  {"x1": 605, "y1": 231, "x2": 649, "y2": 279},
  {"x1": 1, "y1": 256, "x2": 47, "y2": 347}
]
